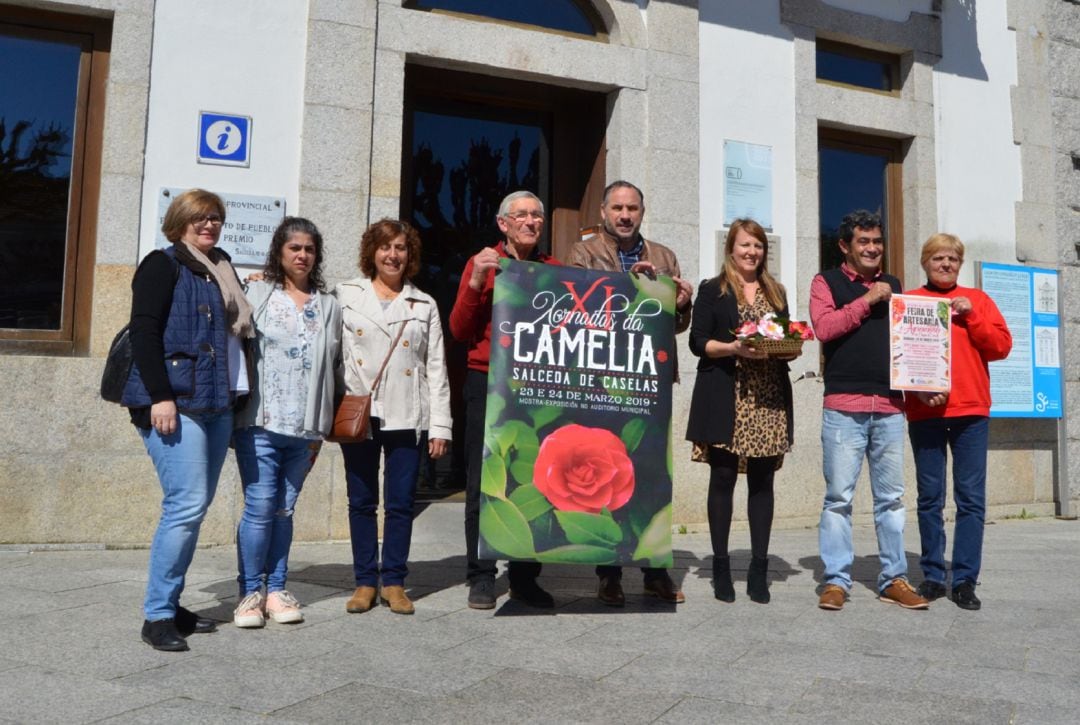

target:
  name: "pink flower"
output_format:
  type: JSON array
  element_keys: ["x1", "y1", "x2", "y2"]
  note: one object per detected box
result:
[
  {"x1": 758, "y1": 318, "x2": 785, "y2": 340},
  {"x1": 735, "y1": 320, "x2": 758, "y2": 338}
]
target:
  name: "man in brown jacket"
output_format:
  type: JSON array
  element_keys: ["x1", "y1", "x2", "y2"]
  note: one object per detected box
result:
[{"x1": 567, "y1": 179, "x2": 693, "y2": 606}]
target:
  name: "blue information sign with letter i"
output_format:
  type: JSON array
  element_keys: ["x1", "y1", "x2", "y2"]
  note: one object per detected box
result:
[{"x1": 197, "y1": 111, "x2": 251, "y2": 167}]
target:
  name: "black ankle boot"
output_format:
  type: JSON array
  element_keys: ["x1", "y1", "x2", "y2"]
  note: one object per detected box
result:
[
  {"x1": 712, "y1": 556, "x2": 735, "y2": 602},
  {"x1": 747, "y1": 556, "x2": 770, "y2": 604},
  {"x1": 141, "y1": 618, "x2": 189, "y2": 652}
]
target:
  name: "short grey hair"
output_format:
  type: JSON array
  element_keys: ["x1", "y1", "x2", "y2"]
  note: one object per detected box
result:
[{"x1": 498, "y1": 190, "x2": 544, "y2": 219}]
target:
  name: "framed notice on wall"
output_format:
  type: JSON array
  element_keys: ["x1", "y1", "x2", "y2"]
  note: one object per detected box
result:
[{"x1": 978, "y1": 262, "x2": 1062, "y2": 418}]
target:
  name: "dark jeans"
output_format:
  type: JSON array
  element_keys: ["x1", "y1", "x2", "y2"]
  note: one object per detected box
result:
[
  {"x1": 342, "y1": 420, "x2": 422, "y2": 587},
  {"x1": 908, "y1": 415, "x2": 989, "y2": 587},
  {"x1": 465, "y1": 369, "x2": 541, "y2": 585}
]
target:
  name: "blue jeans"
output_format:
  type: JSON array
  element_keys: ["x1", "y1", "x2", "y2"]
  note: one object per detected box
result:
[
  {"x1": 908, "y1": 416, "x2": 989, "y2": 587},
  {"x1": 140, "y1": 410, "x2": 232, "y2": 621},
  {"x1": 341, "y1": 420, "x2": 422, "y2": 587},
  {"x1": 234, "y1": 427, "x2": 320, "y2": 596},
  {"x1": 819, "y1": 409, "x2": 908, "y2": 593}
]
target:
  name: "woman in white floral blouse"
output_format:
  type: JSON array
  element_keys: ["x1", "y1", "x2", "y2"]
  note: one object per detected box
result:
[{"x1": 232, "y1": 217, "x2": 342, "y2": 628}]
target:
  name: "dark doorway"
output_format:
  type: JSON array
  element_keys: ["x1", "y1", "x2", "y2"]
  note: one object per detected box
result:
[{"x1": 402, "y1": 64, "x2": 606, "y2": 491}]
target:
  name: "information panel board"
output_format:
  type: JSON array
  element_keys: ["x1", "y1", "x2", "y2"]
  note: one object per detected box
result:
[
  {"x1": 155, "y1": 187, "x2": 285, "y2": 266},
  {"x1": 978, "y1": 262, "x2": 1062, "y2": 418},
  {"x1": 723, "y1": 139, "x2": 773, "y2": 231}
]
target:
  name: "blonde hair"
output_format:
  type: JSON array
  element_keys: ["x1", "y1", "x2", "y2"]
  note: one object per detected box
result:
[
  {"x1": 160, "y1": 189, "x2": 226, "y2": 243},
  {"x1": 920, "y1": 233, "x2": 965, "y2": 268},
  {"x1": 716, "y1": 219, "x2": 786, "y2": 311}
]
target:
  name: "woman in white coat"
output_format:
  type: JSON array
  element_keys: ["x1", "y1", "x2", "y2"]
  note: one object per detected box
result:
[{"x1": 336, "y1": 219, "x2": 452, "y2": 615}]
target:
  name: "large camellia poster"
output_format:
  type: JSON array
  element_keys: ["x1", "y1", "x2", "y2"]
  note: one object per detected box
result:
[{"x1": 478, "y1": 260, "x2": 675, "y2": 567}]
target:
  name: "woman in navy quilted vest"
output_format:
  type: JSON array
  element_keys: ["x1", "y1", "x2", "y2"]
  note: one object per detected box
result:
[{"x1": 122, "y1": 188, "x2": 255, "y2": 651}]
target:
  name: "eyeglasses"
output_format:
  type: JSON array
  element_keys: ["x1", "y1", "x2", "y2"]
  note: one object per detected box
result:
[
  {"x1": 192, "y1": 214, "x2": 224, "y2": 227},
  {"x1": 505, "y1": 210, "x2": 544, "y2": 222}
]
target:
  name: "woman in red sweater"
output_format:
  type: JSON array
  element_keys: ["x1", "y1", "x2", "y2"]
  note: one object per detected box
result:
[{"x1": 905, "y1": 233, "x2": 1012, "y2": 611}]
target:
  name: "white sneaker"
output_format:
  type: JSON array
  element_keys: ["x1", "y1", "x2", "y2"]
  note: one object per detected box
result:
[
  {"x1": 233, "y1": 591, "x2": 266, "y2": 628},
  {"x1": 266, "y1": 590, "x2": 304, "y2": 624}
]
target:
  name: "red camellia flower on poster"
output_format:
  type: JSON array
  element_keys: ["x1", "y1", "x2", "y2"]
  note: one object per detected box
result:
[{"x1": 533, "y1": 424, "x2": 635, "y2": 514}]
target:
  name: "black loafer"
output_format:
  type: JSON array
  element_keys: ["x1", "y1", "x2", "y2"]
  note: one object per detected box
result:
[
  {"x1": 951, "y1": 581, "x2": 982, "y2": 611},
  {"x1": 141, "y1": 619, "x2": 189, "y2": 652},
  {"x1": 508, "y1": 578, "x2": 555, "y2": 608},
  {"x1": 917, "y1": 580, "x2": 947, "y2": 602},
  {"x1": 176, "y1": 606, "x2": 217, "y2": 635},
  {"x1": 597, "y1": 575, "x2": 626, "y2": 607}
]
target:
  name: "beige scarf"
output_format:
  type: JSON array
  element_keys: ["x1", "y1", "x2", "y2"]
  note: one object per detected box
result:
[{"x1": 179, "y1": 240, "x2": 255, "y2": 338}]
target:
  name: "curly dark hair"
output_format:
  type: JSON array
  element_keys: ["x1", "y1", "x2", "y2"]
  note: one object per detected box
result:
[
  {"x1": 359, "y1": 218, "x2": 422, "y2": 280},
  {"x1": 838, "y1": 210, "x2": 883, "y2": 244},
  {"x1": 263, "y1": 217, "x2": 326, "y2": 292}
]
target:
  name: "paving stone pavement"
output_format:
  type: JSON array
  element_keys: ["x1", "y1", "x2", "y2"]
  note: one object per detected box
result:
[{"x1": 1, "y1": 503, "x2": 1078, "y2": 724}]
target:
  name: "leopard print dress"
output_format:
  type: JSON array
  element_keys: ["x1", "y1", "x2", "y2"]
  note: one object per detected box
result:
[{"x1": 692, "y1": 288, "x2": 790, "y2": 471}]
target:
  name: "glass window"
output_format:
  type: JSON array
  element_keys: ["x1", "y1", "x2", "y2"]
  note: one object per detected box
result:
[
  {"x1": 816, "y1": 40, "x2": 898, "y2": 93},
  {"x1": 0, "y1": 10, "x2": 109, "y2": 355},
  {"x1": 0, "y1": 32, "x2": 82, "y2": 331},
  {"x1": 819, "y1": 131, "x2": 903, "y2": 276},
  {"x1": 407, "y1": 101, "x2": 550, "y2": 299},
  {"x1": 407, "y1": 0, "x2": 599, "y2": 36}
]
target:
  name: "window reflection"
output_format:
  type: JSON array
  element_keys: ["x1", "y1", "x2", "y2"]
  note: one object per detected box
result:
[
  {"x1": 408, "y1": 106, "x2": 548, "y2": 299},
  {"x1": 816, "y1": 41, "x2": 897, "y2": 93},
  {"x1": 0, "y1": 31, "x2": 81, "y2": 331},
  {"x1": 409, "y1": 0, "x2": 597, "y2": 36},
  {"x1": 819, "y1": 145, "x2": 888, "y2": 270}
]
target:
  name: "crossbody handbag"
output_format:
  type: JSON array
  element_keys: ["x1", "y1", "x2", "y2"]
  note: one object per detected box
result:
[{"x1": 327, "y1": 321, "x2": 407, "y2": 443}]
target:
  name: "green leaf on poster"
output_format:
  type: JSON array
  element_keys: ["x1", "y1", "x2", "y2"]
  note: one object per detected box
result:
[
  {"x1": 620, "y1": 418, "x2": 647, "y2": 453},
  {"x1": 509, "y1": 458, "x2": 535, "y2": 486},
  {"x1": 480, "y1": 497, "x2": 535, "y2": 559},
  {"x1": 666, "y1": 420, "x2": 674, "y2": 479},
  {"x1": 632, "y1": 504, "x2": 673, "y2": 567},
  {"x1": 509, "y1": 484, "x2": 552, "y2": 521},
  {"x1": 535, "y1": 544, "x2": 618, "y2": 564},
  {"x1": 480, "y1": 453, "x2": 507, "y2": 499},
  {"x1": 515, "y1": 443, "x2": 539, "y2": 466},
  {"x1": 493, "y1": 419, "x2": 538, "y2": 457},
  {"x1": 506, "y1": 420, "x2": 539, "y2": 452},
  {"x1": 629, "y1": 273, "x2": 676, "y2": 316},
  {"x1": 555, "y1": 510, "x2": 624, "y2": 546},
  {"x1": 530, "y1": 405, "x2": 562, "y2": 430},
  {"x1": 486, "y1": 395, "x2": 506, "y2": 426},
  {"x1": 493, "y1": 424, "x2": 516, "y2": 457}
]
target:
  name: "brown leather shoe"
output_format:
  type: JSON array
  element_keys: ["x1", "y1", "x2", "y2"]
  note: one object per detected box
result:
[
  {"x1": 879, "y1": 578, "x2": 930, "y2": 610},
  {"x1": 346, "y1": 585, "x2": 377, "y2": 613},
  {"x1": 597, "y1": 575, "x2": 625, "y2": 607},
  {"x1": 380, "y1": 585, "x2": 415, "y2": 615},
  {"x1": 818, "y1": 584, "x2": 847, "y2": 610},
  {"x1": 643, "y1": 573, "x2": 685, "y2": 603}
]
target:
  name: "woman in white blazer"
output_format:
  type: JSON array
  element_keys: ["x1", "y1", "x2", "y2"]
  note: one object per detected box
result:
[{"x1": 336, "y1": 219, "x2": 451, "y2": 615}]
